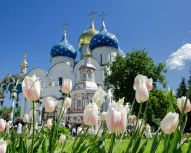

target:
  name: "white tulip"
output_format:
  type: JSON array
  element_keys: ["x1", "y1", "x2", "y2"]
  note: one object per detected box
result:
[
  {"x1": 160, "y1": 112, "x2": 179, "y2": 134},
  {"x1": 177, "y1": 96, "x2": 191, "y2": 113},
  {"x1": 92, "y1": 87, "x2": 106, "y2": 108},
  {"x1": 84, "y1": 103, "x2": 98, "y2": 127},
  {"x1": 63, "y1": 97, "x2": 72, "y2": 109},
  {"x1": 47, "y1": 119, "x2": 53, "y2": 128},
  {"x1": 106, "y1": 102, "x2": 129, "y2": 133},
  {"x1": 22, "y1": 75, "x2": 41, "y2": 101},
  {"x1": 44, "y1": 97, "x2": 57, "y2": 113},
  {"x1": 61, "y1": 79, "x2": 72, "y2": 94},
  {"x1": 133, "y1": 74, "x2": 153, "y2": 103},
  {"x1": 59, "y1": 134, "x2": 66, "y2": 143}
]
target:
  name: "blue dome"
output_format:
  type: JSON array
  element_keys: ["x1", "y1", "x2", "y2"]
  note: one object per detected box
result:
[
  {"x1": 89, "y1": 21, "x2": 119, "y2": 51},
  {"x1": 50, "y1": 31, "x2": 77, "y2": 59}
]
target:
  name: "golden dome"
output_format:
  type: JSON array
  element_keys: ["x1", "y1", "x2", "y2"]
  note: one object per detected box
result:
[{"x1": 78, "y1": 24, "x2": 99, "y2": 48}]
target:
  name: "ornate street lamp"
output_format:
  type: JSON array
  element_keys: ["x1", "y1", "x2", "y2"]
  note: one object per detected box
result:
[
  {"x1": 10, "y1": 86, "x2": 17, "y2": 122},
  {"x1": 0, "y1": 88, "x2": 4, "y2": 114}
]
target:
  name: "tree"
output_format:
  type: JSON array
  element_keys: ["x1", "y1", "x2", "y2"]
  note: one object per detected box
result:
[
  {"x1": 105, "y1": 50, "x2": 167, "y2": 102},
  {"x1": 105, "y1": 50, "x2": 167, "y2": 128},
  {"x1": 177, "y1": 77, "x2": 187, "y2": 97}
]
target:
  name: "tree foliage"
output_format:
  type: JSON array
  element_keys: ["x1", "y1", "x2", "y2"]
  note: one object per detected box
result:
[{"x1": 105, "y1": 50, "x2": 167, "y2": 102}]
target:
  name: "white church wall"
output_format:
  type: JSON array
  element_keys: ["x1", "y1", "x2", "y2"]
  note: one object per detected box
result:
[
  {"x1": 28, "y1": 68, "x2": 48, "y2": 78},
  {"x1": 51, "y1": 56, "x2": 74, "y2": 67},
  {"x1": 91, "y1": 47, "x2": 118, "y2": 65},
  {"x1": 48, "y1": 63, "x2": 74, "y2": 85}
]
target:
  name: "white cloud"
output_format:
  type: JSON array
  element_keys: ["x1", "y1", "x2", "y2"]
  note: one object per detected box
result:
[{"x1": 166, "y1": 43, "x2": 191, "y2": 70}]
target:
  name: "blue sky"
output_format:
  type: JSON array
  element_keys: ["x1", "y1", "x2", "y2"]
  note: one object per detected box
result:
[{"x1": 1, "y1": 0, "x2": 191, "y2": 92}]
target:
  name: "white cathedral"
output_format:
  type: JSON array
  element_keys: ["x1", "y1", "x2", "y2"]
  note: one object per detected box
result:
[{"x1": 14, "y1": 16, "x2": 124, "y2": 125}]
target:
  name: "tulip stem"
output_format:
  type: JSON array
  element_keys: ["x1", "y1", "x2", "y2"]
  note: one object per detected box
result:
[
  {"x1": 31, "y1": 101, "x2": 35, "y2": 153},
  {"x1": 58, "y1": 108, "x2": 65, "y2": 125},
  {"x1": 181, "y1": 114, "x2": 188, "y2": 134},
  {"x1": 95, "y1": 121, "x2": 103, "y2": 139},
  {"x1": 108, "y1": 133, "x2": 116, "y2": 153},
  {"x1": 60, "y1": 141, "x2": 66, "y2": 153},
  {"x1": 135, "y1": 102, "x2": 142, "y2": 130}
]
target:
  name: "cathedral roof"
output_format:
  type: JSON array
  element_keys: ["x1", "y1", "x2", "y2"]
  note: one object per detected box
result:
[
  {"x1": 50, "y1": 30, "x2": 77, "y2": 59},
  {"x1": 89, "y1": 21, "x2": 119, "y2": 51}
]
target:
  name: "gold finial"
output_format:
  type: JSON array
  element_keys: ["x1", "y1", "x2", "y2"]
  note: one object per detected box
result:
[
  {"x1": 88, "y1": 10, "x2": 97, "y2": 29},
  {"x1": 84, "y1": 48, "x2": 91, "y2": 57},
  {"x1": 21, "y1": 51, "x2": 28, "y2": 74},
  {"x1": 24, "y1": 51, "x2": 27, "y2": 60}
]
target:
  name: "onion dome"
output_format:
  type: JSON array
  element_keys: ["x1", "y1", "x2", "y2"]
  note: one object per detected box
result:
[
  {"x1": 50, "y1": 30, "x2": 77, "y2": 59},
  {"x1": 89, "y1": 21, "x2": 119, "y2": 51},
  {"x1": 78, "y1": 19, "x2": 99, "y2": 49}
]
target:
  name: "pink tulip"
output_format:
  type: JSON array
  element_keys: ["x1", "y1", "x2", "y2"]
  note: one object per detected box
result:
[
  {"x1": 177, "y1": 96, "x2": 191, "y2": 113},
  {"x1": 44, "y1": 97, "x2": 57, "y2": 113},
  {"x1": 133, "y1": 74, "x2": 153, "y2": 103},
  {"x1": 106, "y1": 103, "x2": 129, "y2": 133},
  {"x1": 61, "y1": 79, "x2": 72, "y2": 94},
  {"x1": 22, "y1": 75, "x2": 41, "y2": 101},
  {"x1": 63, "y1": 97, "x2": 72, "y2": 109},
  {"x1": 0, "y1": 139, "x2": 6, "y2": 153},
  {"x1": 0, "y1": 119, "x2": 6, "y2": 132},
  {"x1": 84, "y1": 103, "x2": 98, "y2": 126},
  {"x1": 160, "y1": 112, "x2": 179, "y2": 134}
]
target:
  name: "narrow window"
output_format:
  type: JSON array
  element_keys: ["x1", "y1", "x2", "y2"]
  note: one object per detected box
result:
[
  {"x1": 100, "y1": 54, "x2": 103, "y2": 65},
  {"x1": 59, "y1": 77, "x2": 62, "y2": 86}
]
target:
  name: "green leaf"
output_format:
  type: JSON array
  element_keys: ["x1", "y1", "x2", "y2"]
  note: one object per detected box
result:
[
  {"x1": 131, "y1": 134, "x2": 142, "y2": 153},
  {"x1": 168, "y1": 130, "x2": 181, "y2": 153},
  {"x1": 137, "y1": 139, "x2": 148, "y2": 153},
  {"x1": 150, "y1": 130, "x2": 162, "y2": 153}
]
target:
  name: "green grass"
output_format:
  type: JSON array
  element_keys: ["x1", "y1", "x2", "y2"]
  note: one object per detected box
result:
[{"x1": 53, "y1": 137, "x2": 190, "y2": 153}]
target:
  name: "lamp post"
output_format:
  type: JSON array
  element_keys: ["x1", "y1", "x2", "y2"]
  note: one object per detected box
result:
[
  {"x1": 10, "y1": 86, "x2": 17, "y2": 122},
  {"x1": 0, "y1": 93, "x2": 5, "y2": 115},
  {"x1": 0, "y1": 91, "x2": 4, "y2": 115}
]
